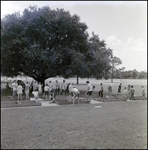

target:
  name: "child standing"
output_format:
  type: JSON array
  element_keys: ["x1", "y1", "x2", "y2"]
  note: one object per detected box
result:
[
  {"x1": 141, "y1": 86, "x2": 146, "y2": 100},
  {"x1": 12, "y1": 80, "x2": 18, "y2": 98},
  {"x1": 32, "y1": 89, "x2": 39, "y2": 100},
  {"x1": 67, "y1": 83, "x2": 73, "y2": 102},
  {"x1": 44, "y1": 84, "x2": 49, "y2": 100},
  {"x1": 6, "y1": 82, "x2": 11, "y2": 95},
  {"x1": 127, "y1": 84, "x2": 131, "y2": 99},
  {"x1": 25, "y1": 81, "x2": 31, "y2": 100},
  {"x1": 130, "y1": 85, "x2": 135, "y2": 101},
  {"x1": 98, "y1": 83, "x2": 103, "y2": 98},
  {"x1": 85, "y1": 81, "x2": 93, "y2": 102},
  {"x1": 123, "y1": 87, "x2": 128, "y2": 101},
  {"x1": 48, "y1": 81, "x2": 53, "y2": 96},
  {"x1": 60, "y1": 80, "x2": 67, "y2": 96},
  {"x1": 17, "y1": 83, "x2": 22, "y2": 104},
  {"x1": 55, "y1": 80, "x2": 60, "y2": 96},
  {"x1": 117, "y1": 83, "x2": 122, "y2": 94},
  {"x1": 38, "y1": 82, "x2": 42, "y2": 95},
  {"x1": 108, "y1": 84, "x2": 113, "y2": 98}
]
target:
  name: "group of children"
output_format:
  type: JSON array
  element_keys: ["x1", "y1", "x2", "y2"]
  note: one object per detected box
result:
[
  {"x1": 32, "y1": 80, "x2": 95, "y2": 105},
  {"x1": 97, "y1": 82, "x2": 146, "y2": 101},
  {"x1": 122, "y1": 85, "x2": 146, "y2": 101},
  {"x1": 7, "y1": 79, "x2": 146, "y2": 104}
]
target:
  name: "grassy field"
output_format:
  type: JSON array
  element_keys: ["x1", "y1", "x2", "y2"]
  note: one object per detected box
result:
[
  {"x1": 1, "y1": 100, "x2": 147, "y2": 149},
  {"x1": 1, "y1": 77, "x2": 147, "y2": 149}
]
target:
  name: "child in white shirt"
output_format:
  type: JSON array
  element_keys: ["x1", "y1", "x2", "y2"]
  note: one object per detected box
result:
[
  {"x1": 141, "y1": 86, "x2": 146, "y2": 100},
  {"x1": 32, "y1": 89, "x2": 39, "y2": 100},
  {"x1": 17, "y1": 83, "x2": 23, "y2": 103},
  {"x1": 71, "y1": 86, "x2": 80, "y2": 105},
  {"x1": 122, "y1": 87, "x2": 128, "y2": 101},
  {"x1": 44, "y1": 84, "x2": 49, "y2": 100}
]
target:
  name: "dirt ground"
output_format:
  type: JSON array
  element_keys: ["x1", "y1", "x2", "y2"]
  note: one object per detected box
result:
[{"x1": 1, "y1": 100, "x2": 147, "y2": 149}]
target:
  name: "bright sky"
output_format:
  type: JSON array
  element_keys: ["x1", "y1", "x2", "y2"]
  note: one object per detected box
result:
[{"x1": 1, "y1": 1, "x2": 147, "y2": 72}]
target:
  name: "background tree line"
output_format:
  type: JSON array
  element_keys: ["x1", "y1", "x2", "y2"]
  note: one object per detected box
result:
[
  {"x1": 1, "y1": 5, "x2": 123, "y2": 86},
  {"x1": 113, "y1": 69, "x2": 147, "y2": 79}
]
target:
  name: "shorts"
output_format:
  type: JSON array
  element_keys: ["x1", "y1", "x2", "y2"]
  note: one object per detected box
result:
[
  {"x1": 25, "y1": 90, "x2": 29, "y2": 95},
  {"x1": 74, "y1": 91, "x2": 80, "y2": 97},
  {"x1": 45, "y1": 91, "x2": 49, "y2": 95},
  {"x1": 86, "y1": 91, "x2": 92, "y2": 95},
  {"x1": 17, "y1": 91, "x2": 22, "y2": 94}
]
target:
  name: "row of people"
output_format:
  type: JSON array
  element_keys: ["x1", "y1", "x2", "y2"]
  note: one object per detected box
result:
[
  {"x1": 8, "y1": 80, "x2": 146, "y2": 103},
  {"x1": 98, "y1": 82, "x2": 146, "y2": 101}
]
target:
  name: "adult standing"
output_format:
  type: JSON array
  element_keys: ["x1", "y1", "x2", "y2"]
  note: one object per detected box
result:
[
  {"x1": 98, "y1": 83, "x2": 103, "y2": 98},
  {"x1": 130, "y1": 85, "x2": 135, "y2": 101},
  {"x1": 12, "y1": 80, "x2": 18, "y2": 98},
  {"x1": 60, "y1": 80, "x2": 67, "y2": 96},
  {"x1": 85, "y1": 81, "x2": 93, "y2": 102}
]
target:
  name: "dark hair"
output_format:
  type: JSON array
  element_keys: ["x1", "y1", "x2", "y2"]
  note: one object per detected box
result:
[
  {"x1": 86, "y1": 81, "x2": 89, "y2": 83},
  {"x1": 131, "y1": 85, "x2": 133, "y2": 88},
  {"x1": 100, "y1": 83, "x2": 102, "y2": 85}
]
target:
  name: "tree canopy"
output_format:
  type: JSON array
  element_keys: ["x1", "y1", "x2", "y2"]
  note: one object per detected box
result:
[{"x1": 1, "y1": 5, "x2": 122, "y2": 84}]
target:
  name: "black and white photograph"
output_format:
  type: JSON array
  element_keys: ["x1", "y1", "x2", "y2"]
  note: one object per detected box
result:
[{"x1": 1, "y1": 1, "x2": 147, "y2": 149}]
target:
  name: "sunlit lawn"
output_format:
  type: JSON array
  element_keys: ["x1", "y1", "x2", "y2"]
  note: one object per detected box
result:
[
  {"x1": 1, "y1": 77, "x2": 147, "y2": 149},
  {"x1": 1, "y1": 100, "x2": 147, "y2": 149}
]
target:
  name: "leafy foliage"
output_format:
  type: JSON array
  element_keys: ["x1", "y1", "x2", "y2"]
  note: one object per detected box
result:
[
  {"x1": 1, "y1": 5, "x2": 122, "y2": 84},
  {"x1": 1, "y1": 6, "x2": 92, "y2": 83}
]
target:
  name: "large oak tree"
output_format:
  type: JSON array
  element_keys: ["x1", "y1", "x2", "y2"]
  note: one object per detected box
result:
[
  {"x1": 1, "y1": 6, "x2": 93, "y2": 85},
  {"x1": 1, "y1": 5, "x2": 122, "y2": 85}
]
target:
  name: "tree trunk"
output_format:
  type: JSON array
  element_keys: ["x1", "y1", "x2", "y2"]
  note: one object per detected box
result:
[
  {"x1": 41, "y1": 79, "x2": 45, "y2": 93},
  {"x1": 77, "y1": 75, "x2": 79, "y2": 84}
]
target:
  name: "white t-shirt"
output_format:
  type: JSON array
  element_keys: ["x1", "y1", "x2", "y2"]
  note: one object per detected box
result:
[
  {"x1": 32, "y1": 91, "x2": 39, "y2": 98},
  {"x1": 61, "y1": 82, "x2": 67, "y2": 90},
  {"x1": 12, "y1": 82, "x2": 18, "y2": 91},
  {"x1": 123, "y1": 89, "x2": 128, "y2": 95},
  {"x1": 68, "y1": 84, "x2": 73, "y2": 93},
  {"x1": 17, "y1": 85, "x2": 23, "y2": 94},
  {"x1": 71, "y1": 88, "x2": 79, "y2": 93},
  {"x1": 44, "y1": 86, "x2": 49, "y2": 92},
  {"x1": 38, "y1": 84, "x2": 42, "y2": 92},
  {"x1": 87, "y1": 83, "x2": 93, "y2": 91},
  {"x1": 48, "y1": 83, "x2": 53, "y2": 91}
]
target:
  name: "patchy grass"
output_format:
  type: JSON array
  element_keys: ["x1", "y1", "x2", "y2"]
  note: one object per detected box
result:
[{"x1": 1, "y1": 100, "x2": 147, "y2": 149}]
